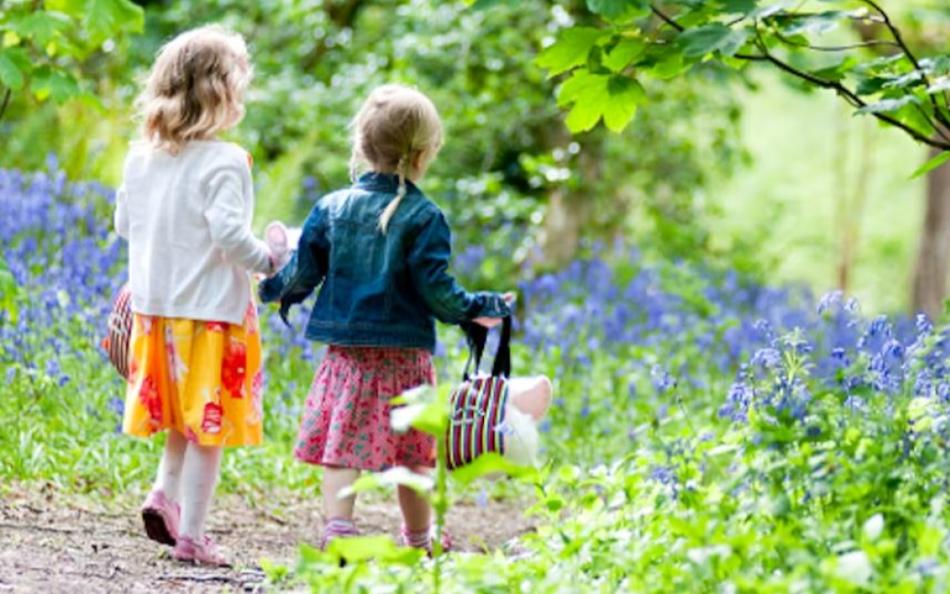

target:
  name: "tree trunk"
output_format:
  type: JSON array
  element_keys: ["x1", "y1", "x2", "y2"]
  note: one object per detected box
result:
[
  {"x1": 912, "y1": 145, "x2": 950, "y2": 318},
  {"x1": 537, "y1": 136, "x2": 602, "y2": 268}
]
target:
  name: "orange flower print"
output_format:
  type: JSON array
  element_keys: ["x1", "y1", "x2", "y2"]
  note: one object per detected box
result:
[
  {"x1": 202, "y1": 401, "x2": 223, "y2": 434},
  {"x1": 138, "y1": 375, "x2": 162, "y2": 425},
  {"x1": 221, "y1": 338, "x2": 247, "y2": 398}
]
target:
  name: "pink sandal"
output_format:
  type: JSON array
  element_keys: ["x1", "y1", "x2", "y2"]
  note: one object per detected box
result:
[
  {"x1": 401, "y1": 525, "x2": 453, "y2": 557},
  {"x1": 172, "y1": 534, "x2": 230, "y2": 567},
  {"x1": 140, "y1": 489, "x2": 180, "y2": 546}
]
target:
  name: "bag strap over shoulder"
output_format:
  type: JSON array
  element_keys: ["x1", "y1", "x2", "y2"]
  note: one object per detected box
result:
[{"x1": 461, "y1": 316, "x2": 512, "y2": 381}]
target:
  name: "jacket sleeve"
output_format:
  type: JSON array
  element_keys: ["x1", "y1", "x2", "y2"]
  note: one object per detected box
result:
[
  {"x1": 203, "y1": 164, "x2": 272, "y2": 275},
  {"x1": 114, "y1": 185, "x2": 129, "y2": 240},
  {"x1": 258, "y1": 204, "x2": 328, "y2": 319},
  {"x1": 407, "y1": 209, "x2": 510, "y2": 324}
]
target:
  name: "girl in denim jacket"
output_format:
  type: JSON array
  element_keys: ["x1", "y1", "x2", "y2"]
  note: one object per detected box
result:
[{"x1": 260, "y1": 84, "x2": 511, "y2": 553}]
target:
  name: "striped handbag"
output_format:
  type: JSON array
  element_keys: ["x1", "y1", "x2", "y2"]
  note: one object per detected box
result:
[
  {"x1": 446, "y1": 317, "x2": 513, "y2": 470},
  {"x1": 101, "y1": 283, "x2": 133, "y2": 379}
]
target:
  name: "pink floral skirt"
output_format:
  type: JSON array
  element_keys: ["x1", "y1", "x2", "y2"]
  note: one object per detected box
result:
[{"x1": 294, "y1": 346, "x2": 437, "y2": 471}]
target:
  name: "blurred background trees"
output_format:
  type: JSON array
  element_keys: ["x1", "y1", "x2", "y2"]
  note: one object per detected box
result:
[{"x1": 2, "y1": 0, "x2": 949, "y2": 316}]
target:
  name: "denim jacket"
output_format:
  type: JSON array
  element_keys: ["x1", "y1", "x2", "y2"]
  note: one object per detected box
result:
[{"x1": 258, "y1": 172, "x2": 510, "y2": 352}]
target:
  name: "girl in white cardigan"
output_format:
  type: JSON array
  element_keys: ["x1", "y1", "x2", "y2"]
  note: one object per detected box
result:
[{"x1": 114, "y1": 25, "x2": 274, "y2": 566}]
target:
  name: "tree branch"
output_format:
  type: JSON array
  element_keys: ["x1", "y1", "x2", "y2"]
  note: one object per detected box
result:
[
  {"x1": 648, "y1": 4, "x2": 950, "y2": 151},
  {"x1": 859, "y1": 0, "x2": 950, "y2": 129},
  {"x1": 772, "y1": 29, "x2": 899, "y2": 53},
  {"x1": 0, "y1": 88, "x2": 11, "y2": 123}
]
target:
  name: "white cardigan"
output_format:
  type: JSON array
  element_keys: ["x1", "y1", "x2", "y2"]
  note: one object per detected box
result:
[{"x1": 114, "y1": 140, "x2": 271, "y2": 325}]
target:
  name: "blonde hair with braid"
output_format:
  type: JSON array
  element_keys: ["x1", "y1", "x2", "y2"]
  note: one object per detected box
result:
[
  {"x1": 350, "y1": 84, "x2": 444, "y2": 232},
  {"x1": 137, "y1": 25, "x2": 252, "y2": 155}
]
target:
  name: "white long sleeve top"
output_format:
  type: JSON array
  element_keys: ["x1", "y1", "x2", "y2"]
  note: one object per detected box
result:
[{"x1": 114, "y1": 140, "x2": 271, "y2": 325}]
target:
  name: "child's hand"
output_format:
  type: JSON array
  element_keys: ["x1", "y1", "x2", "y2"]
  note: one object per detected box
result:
[{"x1": 473, "y1": 291, "x2": 516, "y2": 328}]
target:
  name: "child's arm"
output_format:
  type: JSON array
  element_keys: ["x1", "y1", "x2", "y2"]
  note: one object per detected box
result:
[
  {"x1": 259, "y1": 206, "x2": 328, "y2": 319},
  {"x1": 203, "y1": 163, "x2": 273, "y2": 275},
  {"x1": 407, "y1": 209, "x2": 511, "y2": 324}
]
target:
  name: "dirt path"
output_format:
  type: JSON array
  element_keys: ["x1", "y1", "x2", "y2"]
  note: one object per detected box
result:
[{"x1": 0, "y1": 484, "x2": 535, "y2": 593}]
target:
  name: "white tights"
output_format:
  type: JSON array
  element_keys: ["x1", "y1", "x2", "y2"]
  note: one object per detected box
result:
[{"x1": 153, "y1": 430, "x2": 223, "y2": 539}]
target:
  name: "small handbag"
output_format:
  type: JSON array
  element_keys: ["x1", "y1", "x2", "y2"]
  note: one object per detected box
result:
[
  {"x1": 101, "y1": 283, "x2": 133, "y2": 380},
  {"x1": 446, "y1": 317, "x2": 514, "y2": 470}
]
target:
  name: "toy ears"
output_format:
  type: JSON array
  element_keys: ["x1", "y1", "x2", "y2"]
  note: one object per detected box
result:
[
  {"x1": 265, "y1": 221, "x2": 289, "y2": 254},
  {"x1": 508, "y1": 376, "x2": 552, "y2": 421}
]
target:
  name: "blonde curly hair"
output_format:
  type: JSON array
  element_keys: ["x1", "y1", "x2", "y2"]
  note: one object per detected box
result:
[
  {"x1": 137, "y1": 25, "x2": 251, "y2": 155},
  {"x1": 350, "y1": 84, "x2": 444, "y2": 232}
]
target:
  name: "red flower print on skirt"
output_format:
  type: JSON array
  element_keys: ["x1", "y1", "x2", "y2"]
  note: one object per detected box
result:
[
  {"x1": 202, "y1": 401, "x2": 223, "y2": 434},
  {"x1": 138, "y1": 375, "x2": 162, "y2": 424},
  {"x1": 206, "y1": 321, "x2": 227, "y2": 333},
  {"x1": 294, "y1": 346, "x2": 437, "y2": 471},
  {"x1": 221, "y1": 338, "x2": 247, "y2": 398}
]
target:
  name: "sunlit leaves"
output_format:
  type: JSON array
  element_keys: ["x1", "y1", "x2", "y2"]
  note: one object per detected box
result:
[
  {"x1": 535, "y1": 27, "x2": 607, "y2": 78},
  {"x1": 855, "y1": 95, "x2": 920, "y2": 115},
  {"x1": 0, "y1": 48, "x2": 29, "y2": 90},
  {"x1": 603, "y1": 37, "x2": 646, "y2": 72},
  {"x1": 586, "y1": 0, "x2": 650, "y2": 22},
  {"x1": 0, "y1": 0, "x2": 143, "y2": 104},
  {"x1": 557, "y1": 69, "x2": 646, "y2": 132},
  {"x1": 82, "y1": 0, "x2": 145, "y2": 47},
  {"x1": 677, "y1": 24, "x2": 749, "y2": 57}
]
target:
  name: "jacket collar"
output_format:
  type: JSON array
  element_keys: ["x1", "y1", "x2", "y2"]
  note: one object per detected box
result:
[{"x1": 355, "y1": 171, "x2": 421, "y2": 195}]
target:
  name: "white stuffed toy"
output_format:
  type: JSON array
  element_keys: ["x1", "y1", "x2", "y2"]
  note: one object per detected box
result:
[{"x1": 264, "y1": 221, "x2": 302, "y2": 270}]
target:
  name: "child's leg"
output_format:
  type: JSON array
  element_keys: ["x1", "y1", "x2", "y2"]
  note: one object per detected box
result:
[
  {"x1": 323, "y1": 466, "x2": 360, "y2": 519},
  {"x1": 397, "y1": 468, "x2": 432, "y2": 533},
  {"x1": 179, "y1": 442, "x2": 222, "y2": 539},
  {"x1": 153, "y1": 429, "x2": 187, "y2": 501},
  {"x1": 141, "y1": 429, "x2": 188, "y2": 546},
  {"x1": 321, "y1": 467, "x2": 360, "y2": 547},
  {"x1": 398, "y1": 466, "x2": 435, "y2": 550}
]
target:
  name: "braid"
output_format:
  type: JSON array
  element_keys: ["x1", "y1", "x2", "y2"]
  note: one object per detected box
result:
[{"x1": 378, "y1": 153, "x2": 410, "y2": 233}]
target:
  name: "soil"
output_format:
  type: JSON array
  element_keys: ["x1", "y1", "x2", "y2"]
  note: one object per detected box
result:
[{"x1": 0, "y1": 484, "x2": 535, "y2": 593}]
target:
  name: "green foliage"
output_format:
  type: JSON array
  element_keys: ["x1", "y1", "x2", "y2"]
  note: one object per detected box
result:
[
  {"x1": 0, "y1": 0, "x2": 143, "y2": 105},
  {"x1": 541, "y1": 0, "x2": 950, "y2": 158}
]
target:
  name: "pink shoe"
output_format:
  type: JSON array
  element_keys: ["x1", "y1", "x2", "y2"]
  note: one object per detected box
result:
[
  {"x1": 172, "y1": 534, "x2": 231, "y2": 567},
  {"x1": 400, "y1": 525, "x2": 453, "y2": 557},
  {"x1": 140, "y1": 489, "x2": 180, "y2": 546}
]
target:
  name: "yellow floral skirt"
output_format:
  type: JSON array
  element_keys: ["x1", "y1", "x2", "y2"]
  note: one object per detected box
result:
[{"x1": 122, "y1": 303, "x2": 263, "y2": 447}]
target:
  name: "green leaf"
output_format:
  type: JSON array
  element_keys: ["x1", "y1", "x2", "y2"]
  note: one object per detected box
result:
[
  {"x1": 586, "y1": 0, "x2": 649, "y2": 22},
  {"x1": 558, "y1": 69, "x2": 610, "y2": 132},
  {"x1": 604, "y1": 76, "x2": 645, "y2": 132},
  {"x1": 450, "y1": 453, "x2": 539, "y2": 485},
  {"x1": 31, "y1": 66, "x2": 80, "y2": 103},
  {"x1": 649, "y1": 51, "x2": 690, "y2": 79},
  {"x1": 340, "y1": 467, "x2": 434, "y2": 498},
  {"x1": 719, "y1": 0, "x2": 758, "y2": 14},
  {"x1": 83, "y1": 0, "x2": 145, "y2": 47},
  {"x1": 326, "y1": 535, "x2": 424, "y2": 565},
  {"x1": 0, "y1": 47, "x2": 29, "y2": 91},
  {"x1": 855, "y1": 96, "x2": 919, "y2": 115},
  {"x1": 536, "y1": 27, "x2": 606, "y2": 78},
  {"x1": 9, "y1": 11, "x2": 71, "y2": 47},
  {"x1": 603, "y1": 38, "x2": 646, "y2": 72},
  {"x1": 911, "y1": 151, "x2": 950, "y2": 179},
  {"x1": 0, "y1": 261, "x2": 19, "y2": 323},
  {"x1": 390, "y1": 384, "x2": 448, "y2": 436},
  {"x1": 678, "y1": 24, "x2": 749, "y2": 57}
]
